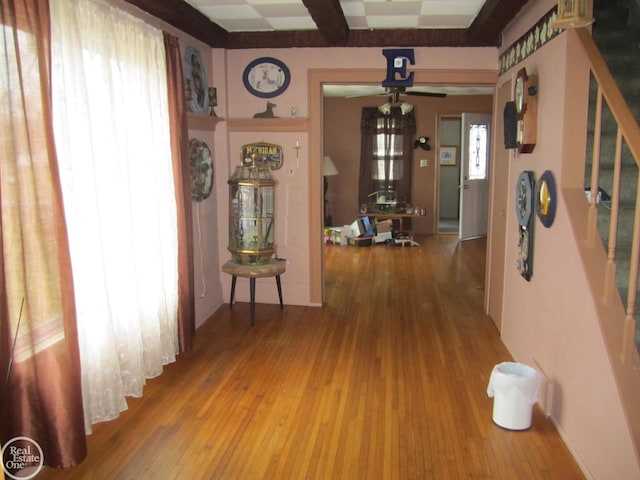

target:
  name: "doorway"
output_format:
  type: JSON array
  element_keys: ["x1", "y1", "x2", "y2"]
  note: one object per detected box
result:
[
  {"x1": 438, "y1": 116, "x2": 462, "y2": 234},
  {"x1": 437, "y1": 113, "x2": 492, "y2": 239},
  {"x1": 310, "y1": 68, "x2": 497, "y2": 304}
]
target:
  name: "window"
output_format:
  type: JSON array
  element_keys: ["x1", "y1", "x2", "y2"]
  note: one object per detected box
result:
[
  {"x1": 373, "y1": 117, "x2": 405, "y2": 181},
  {"x1": 359, "y1": 107, "x2": 416, "y2": 206},
  {"x1": 468, "y1": 123, "x2": 488, "y2": 180}
]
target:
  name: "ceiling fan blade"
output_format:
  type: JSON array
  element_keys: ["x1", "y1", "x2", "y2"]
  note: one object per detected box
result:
[{"x1": 405, "y1": 90, "x2": 447, "y2": 98}]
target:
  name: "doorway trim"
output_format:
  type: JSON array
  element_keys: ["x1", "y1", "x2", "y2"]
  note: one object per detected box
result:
[{"x1": 308, "y1": 68, "x2": 498, "y2": 304}]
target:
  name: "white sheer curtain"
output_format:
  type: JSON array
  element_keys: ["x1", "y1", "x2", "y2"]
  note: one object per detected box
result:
[{"x1": 50, "y1": 0, "x2": 179, "y2": 433}]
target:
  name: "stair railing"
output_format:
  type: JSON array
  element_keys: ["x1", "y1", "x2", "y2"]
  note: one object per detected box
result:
[
  {"x1": 572, "y1": 26, "x2": 640, "y2": 459},
  {"x1": 576, "y1": 26, "x2": 640, "y2": 358}
]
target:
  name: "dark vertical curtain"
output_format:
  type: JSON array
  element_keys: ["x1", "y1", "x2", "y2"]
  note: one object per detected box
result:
[
  {"x1": 0, "y1": 0, "x2": 86, "y2": 469},
  {"x1": 359, "y1": 107, "x2": 416, "y2": 206},
  {"x1": 163, "y1": 33, "x2": 195, "y2": 352}
]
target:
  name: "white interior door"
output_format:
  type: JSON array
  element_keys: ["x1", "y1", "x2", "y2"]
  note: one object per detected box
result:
[{"x1": 459, "y1": 113, "x2": 492, "y2": 240}]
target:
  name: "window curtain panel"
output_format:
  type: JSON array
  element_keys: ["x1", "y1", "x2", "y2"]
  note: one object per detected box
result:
[
  {"x1": 0, "y1": 0, "x2": 87, "y2": 469},
  {"x1": 163, "y1": 32, "x2": 195, "y2": 353},
  {"x1": 359, "y1": 107, "x2": 416, "y2": 206},
  {"x1": 50, "y1": 0, "x2": 180, "y2": 432}
]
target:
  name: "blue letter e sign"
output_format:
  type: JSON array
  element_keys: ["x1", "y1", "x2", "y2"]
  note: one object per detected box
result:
[{"x1": 381, "y1": 48, "x2": 415, "y2": 88}]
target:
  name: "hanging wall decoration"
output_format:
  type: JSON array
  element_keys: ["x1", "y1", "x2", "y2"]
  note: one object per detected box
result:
[
  {"x1": 536, "y1": 170, "x2": 557, "y2": 228},
  {"x1": 189, "y1": 138, "x2": 214, "y2": 202},
  {"x1": 183, "y1": 45, "x2": 210, "y2": 115},
  {"x1": 241, "y1": 142, "x2": 284, "y2": 170},
  {"x1": 516, "y1": 171, "x2": 535, "y2": 281}
]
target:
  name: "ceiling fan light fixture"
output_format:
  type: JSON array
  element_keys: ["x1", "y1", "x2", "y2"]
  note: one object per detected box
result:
[
  {"x1": 378, "y1": 101, "x2": 391, "y2": 115},
  {"x1": 400, "y1": 101, "x2": 413, "y2": 115}
]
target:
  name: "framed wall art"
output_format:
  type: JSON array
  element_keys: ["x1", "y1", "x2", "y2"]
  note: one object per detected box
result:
[
  {"x1": 439, "y1": 146, "x2": 457, "y2": 166},
  {"x1": 241, "y1": 142, "x2": 283, "y2": 170}
]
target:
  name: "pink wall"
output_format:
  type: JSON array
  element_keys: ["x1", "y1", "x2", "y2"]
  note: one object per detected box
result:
[{"x1": 497, "y1": 1, "x2": 639, "y2": 478}]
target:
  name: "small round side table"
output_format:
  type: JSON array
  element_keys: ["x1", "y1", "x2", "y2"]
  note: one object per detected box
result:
[{"x1": 221, "y1": 258, "x2": 286, "y2": 326}]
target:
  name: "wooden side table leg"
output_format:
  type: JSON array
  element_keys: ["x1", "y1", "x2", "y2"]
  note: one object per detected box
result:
[
  {"x1": 276, "y1": 275, "x2": 283, "y2": 309},
  {"x1": 229, "y1": 275, "x2": 237, "y2": 308},
  {"x1": 250, "y1": 277, "x2": 256, "y2": 326}
]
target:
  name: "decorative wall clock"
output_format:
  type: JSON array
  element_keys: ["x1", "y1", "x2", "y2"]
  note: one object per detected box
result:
[
  {"x1": 189, "y1": 138, "x2": 213, "y2": 202},
  {"x1": 514, "y1": 68, "x2": 538, "y2": 154},
  {"x1": 243, "y1": 57, "x2": 290, "y2": 98},
  {"x1": 516, "y1": 171, "x2": 535, "y2": 281},
  {"x1": 183, "y1": 46, "x2": 210, "y2": 115},
  {"x1": 536, "y1": 170, "x2": 557, "y2": 228}
]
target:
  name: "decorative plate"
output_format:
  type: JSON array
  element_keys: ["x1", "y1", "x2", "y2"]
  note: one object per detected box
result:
[
  {"x1": 536, "y1": 170, "x2": 557, "y2": 228},
  {"x1": 183, "y1": 46, "x2": 210, "y2": 115},
  {"x1": 189, "y1": 138, "x2": 213, "y2": 202},
  {"x1": 243, "y1": 57, "x2": 290, "y2": 98}
]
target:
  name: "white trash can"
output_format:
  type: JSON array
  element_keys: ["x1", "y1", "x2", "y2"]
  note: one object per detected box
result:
[{"x1": 487, "y1": 362, "x2": 541, "y2": 430}]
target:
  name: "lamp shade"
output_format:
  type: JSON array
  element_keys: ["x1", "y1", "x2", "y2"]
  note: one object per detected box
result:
[{"x1": 323, "y1": 155, "x2": 339, "y2": 176}]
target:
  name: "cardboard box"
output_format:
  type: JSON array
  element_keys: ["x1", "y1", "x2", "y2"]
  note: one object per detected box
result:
[
  {"x1": 374, "y1": 231, "x2": 393, "y2": 243},
  {"x1": 375, "y1": 219, "x2": 393, "y2": 234},
  {"x1": 329, "y1": 226, "x2": 349, "y2": 245}
]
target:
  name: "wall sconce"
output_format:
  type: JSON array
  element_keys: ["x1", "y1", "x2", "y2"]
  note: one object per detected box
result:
[
  {"x1": 414, "y1": 136, "x2": 431, "y2": 150},
  {"x1": 551, "y1": 0, "x2": 594, "y2": 29}
]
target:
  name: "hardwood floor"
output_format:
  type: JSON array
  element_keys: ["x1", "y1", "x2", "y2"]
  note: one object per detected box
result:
[{"x1": 39, "y1": 235, "x2": 585, "y2": 479}]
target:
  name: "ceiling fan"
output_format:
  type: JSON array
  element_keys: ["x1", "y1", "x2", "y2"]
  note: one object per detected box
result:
[{"x1": 347, "y1": 86, "x2": 447, "y2": 100}]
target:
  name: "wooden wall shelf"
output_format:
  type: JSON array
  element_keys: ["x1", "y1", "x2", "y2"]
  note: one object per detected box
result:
[
  {"x1": 187, "y1": 112, "x2": 222, "y2": 131},
  {"x1": 227, "y1": 117, "x2": 308, "y2": 132}
]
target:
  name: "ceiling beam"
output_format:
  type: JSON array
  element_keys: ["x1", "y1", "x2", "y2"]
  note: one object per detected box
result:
[
  {"x1": 124, "y1": 0, "x2": 519, "y2": 49},
  {"x1": 226, "y1": 28, "x2": 496, "y2": 49},
  {"x1": 302, "y1": 0, "x2": 349, "y2": 45},
  {"x1": 467, "y1": 0, "x2": 530, "y2": 45},
  {"x1": 122, "y1": 0, "x2": 228, "y2": 47}
]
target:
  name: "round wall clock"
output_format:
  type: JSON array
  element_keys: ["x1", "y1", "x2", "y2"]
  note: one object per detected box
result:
[
  {"x1": 536, "y1": 170, "x2": 557, "y2": 228},
  {"x1": 189, "y1": 138, "x2": 213, "y2": 202},
  {"x1": 516, "y1": 171, "x2": 534, "y2": 227},
  {"x1": 515, "y1": 170, "x2": 535, "y2": 281},
  {"x1": 243, "y1": 57, "x2": 290, "y2": 98},
  {"x1": 514, "y1": 67, "x2": 538, "y2": 154}
]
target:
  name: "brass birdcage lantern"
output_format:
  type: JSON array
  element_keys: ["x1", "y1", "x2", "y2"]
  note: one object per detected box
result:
[
  {"x1": 228, "y1": 151, "x2": 277, "y2": 265},
  {"x1": 551, "y1": 0, "x2": 594, "y2": 29}
]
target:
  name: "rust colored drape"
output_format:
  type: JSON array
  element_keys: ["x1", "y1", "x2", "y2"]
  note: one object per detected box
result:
[
  {"x1": 163, "y1": 33, "x2": 195, "y2": 352},
  {"x1": 0, "y1": 0, "x2": 86, "y2": 469},
  {"x1": 359, "y1": 107, "x2": 416, "y2": 206}
]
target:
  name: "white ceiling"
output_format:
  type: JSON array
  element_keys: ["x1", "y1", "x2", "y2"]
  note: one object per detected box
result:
[{"x1": 183, "y1": 0, "x2": 487, "y2": 32}]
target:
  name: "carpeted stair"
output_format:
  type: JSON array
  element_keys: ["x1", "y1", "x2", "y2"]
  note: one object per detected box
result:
[{"x1": 586, "y1": 0, "x2": 640, "y2": 351}]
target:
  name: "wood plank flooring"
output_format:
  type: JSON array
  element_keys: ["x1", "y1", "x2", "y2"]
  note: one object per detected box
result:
[{"x1": 38, "y1": 235, "x2": 585, "y2": 479}]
